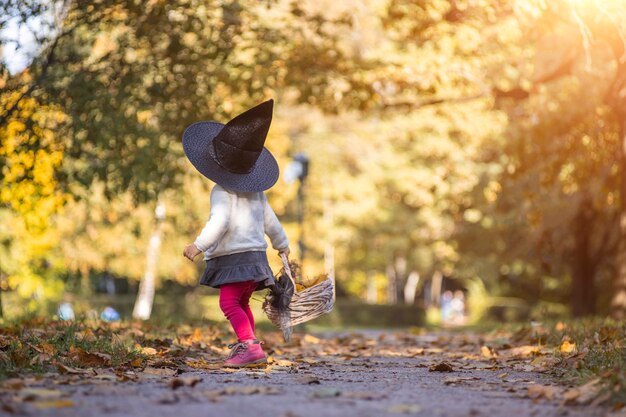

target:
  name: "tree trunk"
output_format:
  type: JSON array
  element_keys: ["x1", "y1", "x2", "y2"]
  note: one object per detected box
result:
[
  {"x1": 366, "y1": 271, "x2": 377, "y2": 304},
  {"x1": 403, "y1": 271, "x2": 420, "y2": 305},
  {"x1": 132, "y1": 201, "x2": 165, "y2": 320},
  {"x1": 386, "y1": 263, "x2": 397, "y2": 304},
  {"x1": 611, "y1": 124, "x2": 626, "y2": 318},
  {"x1": 571, "y1": 197, "x2": 595, "y2": 316},
  {"x1": 394, "y1": 256, "x2": 407, "y2": 302},
  {"x1": 609, "y1": 66, "x2": 626, "y2": 318},
  {"x1": 430, "y1": 270, "x2": 443, "y2": 307}
]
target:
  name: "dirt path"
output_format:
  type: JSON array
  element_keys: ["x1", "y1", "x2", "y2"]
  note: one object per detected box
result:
[{"x1": 2, "y1": 331, "x2": 612, "y2": 417}]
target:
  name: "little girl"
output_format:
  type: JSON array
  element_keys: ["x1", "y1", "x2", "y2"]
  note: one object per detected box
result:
[{"x1": 181, "y1": 99, "x2": 290, "y2": 367}]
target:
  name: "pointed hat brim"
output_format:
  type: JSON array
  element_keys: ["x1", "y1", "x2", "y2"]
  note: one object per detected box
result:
[{"x1": 182, "y1": 120, "x2": 279, "y2": 192}]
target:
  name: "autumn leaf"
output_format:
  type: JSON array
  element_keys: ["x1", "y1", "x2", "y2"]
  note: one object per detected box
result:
[
  {"x1": 559, "y1": 341, "x2": 576, "y2": 355},
  {"x1": 139, "y1": 346, "x2": 158, "y2": 355},
  {"x1": 130, "y1": 357, "x2": 144, "y2": 368},
  {"x1": 429, "y1": 362, "x2": 454, "y2": 372},
  {"x1": 33, "y1": 399, "x2": 74, "y2": 409},
  {"x1": 480, "y1": 345, "x2": 497, "y2": 358},
  {"x1": 1, "y1": 379, "x2": 25, "y2": 390},
  {"x1": 36, "y1": 341, "x2": 56, "y2": 355},
  {"x1": 527, "y1": 385, "x2": 559, "y2": 401},
  {"x1": 387, "y1": 404, "x2": 422, "y2": 414},
  {"x1": 168, "y1": 377, "x2": 202, "y2": 390},
  {"x1": 443, "y1": 376, "x2": 481, "y2": 385},
  {"x1": 296, "y1": 375, "x2": 321, "y2": 385},
  {"x1": 69, "y1": 347, "x2": 111, "y2": 367},
  {"x1": 562, "y1": 379, "x2": 601, "y2": 405},
  {"x1": 57, "y1": 363, "x2": 92, "y2": 375},
  {"x1": 19, "y1": 388, "x2": 66, "y2": 401},
  {"x1": 208, "y1": 386, "x2": 282, "y2": 399}
]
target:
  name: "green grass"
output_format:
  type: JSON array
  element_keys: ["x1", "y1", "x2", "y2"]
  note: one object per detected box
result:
[
  {"x1": 546, "y1": 318, "x2": 626, "y2": 404},
  {"x1": 0, "y1": 319, "x2": 145, "y2": 379}
]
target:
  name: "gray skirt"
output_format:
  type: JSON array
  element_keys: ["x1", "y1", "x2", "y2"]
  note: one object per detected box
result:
[{"x1": 199, "y1": 251, "x2": 276, "y2": 290}]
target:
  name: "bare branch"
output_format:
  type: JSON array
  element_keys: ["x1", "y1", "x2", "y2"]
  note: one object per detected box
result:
[
  {"x1": 571, "y1": 5, "x2": 594, "y2": 73},
  {"x1": 381, "y1": 92, "x2": 486, "y2": 110}
]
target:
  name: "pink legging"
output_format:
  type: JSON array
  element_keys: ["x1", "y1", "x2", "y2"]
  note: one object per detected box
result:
[{"x1": 219, "y1": 280, "x2": 257, "y2": 342}]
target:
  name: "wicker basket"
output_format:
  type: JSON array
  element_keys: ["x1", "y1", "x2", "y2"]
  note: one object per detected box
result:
[{"x1": 263, "y1": 254, "x2": 334, "y2": 339}]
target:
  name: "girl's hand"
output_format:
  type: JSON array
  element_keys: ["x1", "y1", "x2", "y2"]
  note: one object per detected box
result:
[
  {"x1": 279, "y1": 247, "x2": 290, "y2": 258},
  {"x1": 184, "y1": 244, "x2": 202, "y2": 261}
]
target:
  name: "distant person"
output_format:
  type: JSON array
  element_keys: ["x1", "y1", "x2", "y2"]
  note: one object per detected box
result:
[
  {"x1": 181, "y1": 100, "x2": 290, "y2": 368},
  {"x1": 57, "y1": 302, "x2": 75, "y2": 321},
  {"x1": 101, "y1": 306, "x2": 121, "y2": 322},
  {"x1": 450, "y1": 290, "x2": 467, "y2": 325},
  {"x1": 441, "y1": 290, "x2": 453, "y2": 324}
]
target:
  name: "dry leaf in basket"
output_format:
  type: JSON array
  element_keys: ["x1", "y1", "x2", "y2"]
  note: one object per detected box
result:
[
  {"x1": 265, "y1": 258, "x2": 334, "y2": 342},
  {"x1": 300, "y1": 274, "x2": 328, "y2": 289}
]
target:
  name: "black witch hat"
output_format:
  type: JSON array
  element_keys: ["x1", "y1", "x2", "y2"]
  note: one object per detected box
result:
[{"x1": 182, "y1": 99, "x2": 279, "y2": 192}]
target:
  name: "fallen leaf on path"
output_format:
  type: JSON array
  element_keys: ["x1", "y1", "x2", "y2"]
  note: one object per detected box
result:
[
  {"x1": 56, "y1": 363, "x2": 92, "y2": 375},
  {"x1": 562, "y1": 379, "x2": 601, "y2": 405},
  {"x1": 429, "y1": 362, "x2": 454, "y2": 372},
  {"x1": 302, "y1": 335, "x2": 321, "y2": 344},
  {"x1": 33, "y1": 399, "x2": 74, "y2": 409},
  {"x1": 310, "y1": 388, "x2": 341, "y2": 398},
  {"x1": 143, "y1": 367, "x2": 178, "y2": 377},
  {"x1": 19, "y1": 388, "x2": 66, "y2": 401},
  {"x1": 514, "y1": 364, "x2": 535, "y2": 372},
  {"x1": 463, "y1": 362, "x2": 500, "y2": 370},
  {"x1": 93, "y1": 373, "x2": 117, "y2": 381},
  {"x1": 297, "y1": 357, "x2": 319, "y2": 365},
  {"x1": 267, "y1": 357, "x2": 294, "y2": 366},
  {"x1": 409, "y1": 348, "x2": 425, "y2": 357},
  {"x1": 505, "y1": 345, "x2": 542, "y2": 357},
  {"x1": 140, "y1": 346, "x2": 158, "y2": 355},
  {"x1": 208, "y1": 386, "x2": 281, "y2": 400},
  {"x1": 69, "y1": 347, "x2": 111, "y2": 367},
  {"x1": 481, "y1": 346, "x2": 497, "y2": 358},
  {"x1": 296, "y1": 375, "x2": 320, "y2": 385},
  {"x1": 1, "y1": 379, "x2": 25, "y2": 390},
  {"x1": 442, "y1": 376, "x2": 481, "y2": 385},
  {"x1": 527, "y1": 384, "x2": 559, "y2": 401},
  {"x1": 115, "y1": 369, "x2": 138, "y2": 382},
  {"x1": 169, "y1": 377, "x2": 202, "y2": 390},
  {"x1": 387, "y1": 404, "x2": 422, "y2": 414},
  {"x1": 184, "y1": 358, "x2": 223, "y2": 370}
]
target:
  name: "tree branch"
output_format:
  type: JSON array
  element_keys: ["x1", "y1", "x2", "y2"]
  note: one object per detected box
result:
[
  {"x1": 0, "y1": 30, "x2": 62, "y2": 126},
  {"x1": 381, "y1": 91, "x2": 486, "y2": 110}
]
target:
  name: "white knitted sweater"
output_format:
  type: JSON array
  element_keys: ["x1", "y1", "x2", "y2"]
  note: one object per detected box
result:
[{"x1": 194, "y1": 185, "x2": 289, "y2": 260}]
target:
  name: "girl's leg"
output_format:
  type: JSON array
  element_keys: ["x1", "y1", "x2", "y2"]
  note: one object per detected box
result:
[
  {"x1": 239, "y1": 281, "x2": 257, "y2": 334},
  {"x1": 219, "y1": 281, "x2": 256, "y2": 341}
]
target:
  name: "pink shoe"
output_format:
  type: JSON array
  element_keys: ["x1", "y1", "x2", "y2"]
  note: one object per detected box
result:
[{"x1": 224, "y1": 340, "x2": 266, "y2": 368}]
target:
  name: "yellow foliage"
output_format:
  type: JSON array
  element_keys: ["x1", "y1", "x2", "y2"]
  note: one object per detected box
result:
[{"x1": 0, "y1": 92, "x2": 69, "y2": 302}]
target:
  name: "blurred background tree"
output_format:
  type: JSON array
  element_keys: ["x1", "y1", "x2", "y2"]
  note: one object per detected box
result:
[{"x1": 2, "y1": 0, "x2": 625, "y2": 322}]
